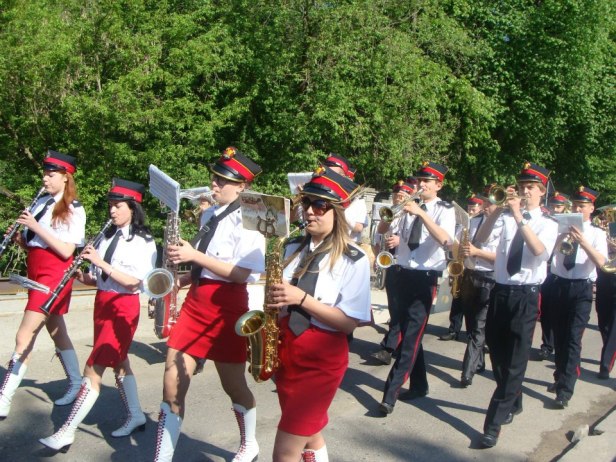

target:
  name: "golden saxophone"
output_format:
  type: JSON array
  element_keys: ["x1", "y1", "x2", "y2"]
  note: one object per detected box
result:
[
  {"x1": 235, "y1": 235, "x2": 286, "y2": 382},
  {"x1": 448, "y1": 227, "x2": 468, "y2": 299}
]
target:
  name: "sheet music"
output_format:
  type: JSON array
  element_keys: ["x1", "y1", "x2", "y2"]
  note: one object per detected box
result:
[
  {"x1": 149, "y1": 165, "x2": 181, "y2": 213},
  {"x1": 553, "y1": 213, "x2": 584, "y2": 233},
  {"x1": 239, "y1": 191, "x2": 290, "y2": 238},
  {"x1": 452, "y1": 201, "x2": 470, "y2": 231},
  {"x1": 287, "y1": 172, "x2": 312, "y2": 195}
]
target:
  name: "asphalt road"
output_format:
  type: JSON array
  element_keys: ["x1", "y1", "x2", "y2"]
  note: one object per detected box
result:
[{"x1": 0, "y1": 286, "x2": 614, "y2": 461}]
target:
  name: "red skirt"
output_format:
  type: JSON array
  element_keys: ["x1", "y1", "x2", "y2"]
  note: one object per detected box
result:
[
  {"x1": 167, "y1": 279, "x2": 249, "y2": 363},
  {"x1": 87, "y1": 291, "x2": 140, "y2": 368},
  {"x1": 25, "y1": 247, "x2": 74, "y2": 315},
  {"x1": 275, "y1": 317, "x2": 349, "y2": 436}
]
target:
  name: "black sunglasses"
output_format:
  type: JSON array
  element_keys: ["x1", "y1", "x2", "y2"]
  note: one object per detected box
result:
[{"x1": 301, "y1": 196, "x2": 333, "y2": 215}]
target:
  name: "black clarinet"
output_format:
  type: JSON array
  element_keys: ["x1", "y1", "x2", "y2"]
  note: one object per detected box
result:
[
  {"x1": 41, "y1": 219, "x2": 114, "y2": 315},
  {"x1": 0, "y1": 186, "x2": 47, "y2": 259}
]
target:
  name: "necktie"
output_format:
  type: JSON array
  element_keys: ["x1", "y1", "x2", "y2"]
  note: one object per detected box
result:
[
  {"x1": 407, "y1": 204, "x2": 427, "y2": 251},
  {"x1": 288, "y1": 247, "x2": 328, "y2": 336},
  {"x1": 190, "y1": 200, "x2": 240, "y2": 282},
  {"x1": 506, "y1": 212, "x2": 531, "y2": 276},
  {"x1": 471, "y1": 214, "x2": 485, "y2": 244},
  {"x1": 563, "y1": 241, "x2": 579, "y2": 271},
  {"x1": 25, "y1": 197, "x2": 55, "y2": 243},
  {"x1": 101, "y1": 230, "x2": 122, "y2": 281}
]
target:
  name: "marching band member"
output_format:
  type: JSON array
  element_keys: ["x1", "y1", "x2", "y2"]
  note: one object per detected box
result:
[
  {"x1": 546, "y1": 186, "x2": 607, "y2": 407},
  {"x1": 370, "y1": 179, "x2": 418, "y2": 365},
  {"x1": 458, "y1": 186, "x2": 502, "y2": 387},
  {"x1": 595, "y1": 215, "x2": 616, "y2": 380},
  {"x1": 0, "y1": 151, "x2": 86, "y2": 420},
  {"x1": 39, "y1": 178, "x2": 157, "y2": 451},
  {"x1": 153, "y1": 147, "x2": 265, "y2": 462},
  {"x1": 267, "y1": 166, "x2": 371, "y2": 462},
  {"x1": 480, "y1": 162, "x2": 558, "y2": 448},
  {"x1": 379, "y1": 161, "x2": 455, "y2": 415}
]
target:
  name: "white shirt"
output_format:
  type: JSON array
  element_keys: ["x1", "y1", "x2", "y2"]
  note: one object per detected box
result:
[
  {"x1": 195, "y1": 202, "x2": 266, "y2": 283},
  {"x1": 396, "y1": 197, "x2": 456, "y2": 271},
  {"x1": 551, "y1": 221, "x2": 608, "y2": 281},
  {"x1": 465, "y1": 212, "x2": 502, "y2": 272},
  {"x1": 345, "y1": 197, "x2": 368, "y2": 243},
  {"x1": 23, "y1": 192, "x2": 86, "y2": 248},
  {"x1": 493, "y1": 207, "x2": 558, "y2": 285},
  {"x1": 93, "y1": 225, "x2": 157, "y2": 294},
  {"x1": 283, "y1": 240, "x2": 372, "y2": 331}
]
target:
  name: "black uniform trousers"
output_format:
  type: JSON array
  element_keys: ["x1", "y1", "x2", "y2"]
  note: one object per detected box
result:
[
  {"x1": 545, "y1": 275, "x2": 593, "y2": 400},
  {"x1": 460, "y1": 269, "x2": 495, "y2": 380},
  {"x1": 382, "y1": 268, "x2": 439, "y2": 406},
  {"x1": 380, "y1": 265, "x2": 403, "y2": 352},
  {"x1": 446, "y1": 296, "x2": 469, "y2": 336},
  {"x1": 539, "y1": 273, "x2": 556, "y2": 353},
  {"x1": 595, "y1": 271, "x2": 616, "y2": 374},
  {"x1": 484, "y1": 283, "x2": 539, "y2": 437}
]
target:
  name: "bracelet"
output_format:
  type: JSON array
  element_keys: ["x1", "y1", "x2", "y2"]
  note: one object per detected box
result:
[{"x1": 299, "y1": 292, "x2": 308, "y2": 307}]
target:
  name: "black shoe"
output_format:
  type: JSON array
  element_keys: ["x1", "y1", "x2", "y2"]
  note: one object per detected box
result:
[
  {"x1": 379, "y1": 402, "x2": 394, "y2": 415},
  {"x1": 370, "y1": 349, "x2": 392, "y2": 365},
  {"x1": 461, "y1": 376, "x2": 473, "y2": 388},
  {"x1": 480, "y1": 433, "x2": 498, "y2": 448},
  {"x1": 476, "y1": 364, "x2": 485, "y2": 374},
  {"x1": 503, "y1": 407, "x2": 522, "y2": 425},
  {"x1": 554, "y1": 396, "x2": 569, "y2": 409},
  {"x1": 399, "y1": 388, "x2": 429, "y2": 401},
  {"x1": 439, "y1": 332, "x2": 458, "y2": 341},
  {"x1": 537, "y1": 348, "x2": 550, "y2": 361},
  {"x1": 547, "y1": 382, "x2": 557, "y2": 393},
  {"x1": 597, "y1": 370, "x2": 610, "y2": 380}
]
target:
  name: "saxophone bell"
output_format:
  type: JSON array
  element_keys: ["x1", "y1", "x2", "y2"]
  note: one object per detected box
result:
[
  {"x1": 375, "y1": 251, "x2": 394, "y2": 269},
  {"x1": 142, "y1": 268, "x2": 174, "y2": 299}
]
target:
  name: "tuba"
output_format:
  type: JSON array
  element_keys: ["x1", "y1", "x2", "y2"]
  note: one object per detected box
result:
[{"x1": 235, "y1": 235, "x2": 286, "y2": 382}]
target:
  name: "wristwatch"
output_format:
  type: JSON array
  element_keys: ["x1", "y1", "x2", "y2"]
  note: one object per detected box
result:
[{"x1": 519, "y1": 218, "x2": 529, "y2": 228}]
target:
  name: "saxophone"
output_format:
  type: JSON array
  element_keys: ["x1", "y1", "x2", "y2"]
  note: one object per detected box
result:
[
  {"x1": 235, "y1": 236, "x2": 286, "y2": 382},
  {"x1": 447, "y1": 227, "x2": 468, "y2": 299}
]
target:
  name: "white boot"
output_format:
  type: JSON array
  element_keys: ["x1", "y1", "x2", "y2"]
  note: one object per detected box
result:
[
  {"x1": 54, "y1": 348, "x2": 82, "y2": 406},
  {"x1": 39, "y1": 377, "x2": 99, "y2": 452},
  {"x1": 111, "y1": 374, "x2": 146, "y2": 437},
  {"x1": 153, "y1": 402, "x2": 182, "y2": 462},
  {"x1": 232, "y1": 403, "x2": 259, "y2": 462},
  {"x1": 0, "y1": 353, "x2": 27, "y2": 420},
  {"x1": 303, "y1": 446, "x2": 328, "y2": 462}
]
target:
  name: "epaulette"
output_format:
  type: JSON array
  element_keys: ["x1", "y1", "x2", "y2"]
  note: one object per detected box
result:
[
  {"x1": 437, "y1": 200, "x2": 453, "y2": 208},
  {"x1": 72, "y1": 200, "x2": 83, "y2": 207},
  {"x1": 542, "y1": 210, "x2": 558, "y2": 222},
  {"x1": 344, "y1": 244, "x2": 365, "y2": 262}
]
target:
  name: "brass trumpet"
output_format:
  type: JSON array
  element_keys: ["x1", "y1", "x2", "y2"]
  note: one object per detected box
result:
[
  {"x1": 558, "y1": 234, "x2": 576, "y2": 255},
  {"x1": 379, "y1": 188, "x2": 424, "y2": 223}
]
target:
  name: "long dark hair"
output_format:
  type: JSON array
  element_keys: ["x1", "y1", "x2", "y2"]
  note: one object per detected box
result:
[{"x1": 105, "y1": 200, "x2": 150, "y2": 241}]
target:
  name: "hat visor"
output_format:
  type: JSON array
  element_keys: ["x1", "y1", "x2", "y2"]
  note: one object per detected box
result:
[
  {"x1": 517, "y1": 174, "x2": 544, "y2": 184},
  {"x1": 301, "y1": 185, "x2": 345, "y2": 205},
  {"x1": 43, "y1": 162, "x2": 68, "y2": 172},
  {"x1": 209, "y1": 164, "x2": 245, "y2": 183},
  {"x1": 108, "y1": 192, "x2": 136, "y2": 202}
]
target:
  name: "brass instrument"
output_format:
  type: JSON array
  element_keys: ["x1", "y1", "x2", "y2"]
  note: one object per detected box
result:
[
  {"x1": 487, "y1": 185, "x2": 508, "y2": 206},
  {"x1": 375, "y1": 231, "x2": 395, "y2": 269},
  {"x1": 0, "y1": 187, "x2": 47, "y2": 259},
  {"x1": 558, "y1": 234, "x2": 575, "y2": 256},
  {"x1": 379, "y1": 188, "x2": 424, "y2": 223},
  {"x1": 235, "y1": 235, "x2": 286, "y2": 382},
  {"x1": 447, "y1": 228, "x2": 468, "y2": 299},
  {"x1": 599, "y1": 206, "x2": 616, "y2": 273}
]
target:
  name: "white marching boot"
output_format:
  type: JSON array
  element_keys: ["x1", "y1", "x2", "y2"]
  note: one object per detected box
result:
[
  {"x1": 39, "y1": 377, "x2": 99, "y2": 452},
  {"x1": 111, "y1": 374, "x2": 146, "y2": 437},
  {"x1": 232, "y1": 403, "x2": 259, "y2": 462},
  {"x1": 54, "y1": 349, "x2": 82, "y2": 406},
  {"x1": 302, "y1": 446, "x2": 329, "y2": 462},
  {"x1": 153, "y1": 402, "x2": 182, "y2": 462},
  {"x1": 0, "y1": 353, "x2": 27, "y2": 420}
]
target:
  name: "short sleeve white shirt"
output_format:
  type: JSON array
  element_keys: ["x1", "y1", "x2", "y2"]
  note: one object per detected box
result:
[
  {"x1": 551, "y1": 222, "x2": 608, "y2": 281},
  {"x1": 24, "y1": 192, "x2": 86, "y2": 248}
]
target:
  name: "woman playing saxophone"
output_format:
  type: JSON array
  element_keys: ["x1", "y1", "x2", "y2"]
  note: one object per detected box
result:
[{"x1": 267, "y1": 166, "x2": 371, "y2": 462}]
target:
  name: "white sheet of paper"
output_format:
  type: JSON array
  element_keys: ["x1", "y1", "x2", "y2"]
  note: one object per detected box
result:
[
  {"x1": 287, "y1": 172, "x2": 313, "y2": 195},
  {"x1": 553, "y1": 213, "x2": 584, "y2": 233}
]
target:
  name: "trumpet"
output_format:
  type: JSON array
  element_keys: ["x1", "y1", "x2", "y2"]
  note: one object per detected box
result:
[
  {"x1": 487, "y1": 184, "x2": 524, "y2": 208},
  {"x1": 559, "y1": 234, "x2": 576, "y2": 255},
  {"x1": 379, "y1": 188, "x2": 424, "y2": 223},
  {"x1": 375, "y1": 231, "x2": 395, "y2": 269}
]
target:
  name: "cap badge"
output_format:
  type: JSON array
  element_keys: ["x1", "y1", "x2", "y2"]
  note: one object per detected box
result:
[
  {"x1": 314, "y1": 165, "x2": 326, "y2": 176},
  {"x1": 222, "y1": 147, "x2": 236, "y2": 160}
]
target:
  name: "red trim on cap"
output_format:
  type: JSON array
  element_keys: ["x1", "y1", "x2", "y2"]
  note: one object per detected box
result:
[
  {"x1": 110, "y1": 186, "x2": 143, "y2": 203},
  {"x1": 577, "y1": 190, "x2": 596, "y2": 202},
  {"x1": 552, "y1": 194, "x2": 567, "y2": 202},
  {"x1": 224, "y1": 158, "x2": 254, "y2": 182},
  {"x1": 325, "y1": 156, "x2": 349, "y2": 176},
  {"x1": 420, "y1": 166, "x2": 444, "y2": 182},
  {"x1": 468, "y1": 197, "x2": 483, "y2": 205},
  {"x1": 522, "y1": 167, "x2": 547, "y2": 185},
  {"x1": 310, "y1": 176, "x2": 350, "y2": 206},
  {"x1": 44, "y1": 159, "x2": 75, "y2": 174}
]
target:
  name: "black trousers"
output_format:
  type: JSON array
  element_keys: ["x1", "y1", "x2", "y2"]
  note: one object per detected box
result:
[
  {"x1": 380, "y1": 265, "x2": 403, "y2": 352},
  {"x1": 484, "y1": 283, "x2": 539, "y2": 437},
  {"x1": 460, "y1": 270, "x2": 494, "y2": 380},
  {"x1": 595, "y1": 271, "x2": 616, "y2": 374},
  {"x1": 539, "y1": 273, "x2": 556, "y2": 353},
  {"x1": 382, "y1": 268, "x2": 439, "y2": 405},
  {"x1": 545, "y1": 276, "x2": 592, "y2": 400}
]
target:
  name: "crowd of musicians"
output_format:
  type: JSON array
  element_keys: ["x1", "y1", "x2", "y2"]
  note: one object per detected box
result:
[{"x1": 0, "y1": 149, "x2": 615, "y2": 460}]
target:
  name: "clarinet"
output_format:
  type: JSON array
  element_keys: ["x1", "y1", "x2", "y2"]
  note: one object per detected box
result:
[
  {"x1": 41, "y1": 219, "x2": 114, "y2": 315},
  {"x1": 0, "y1": 186, "x2": 47, "y2": 259}
]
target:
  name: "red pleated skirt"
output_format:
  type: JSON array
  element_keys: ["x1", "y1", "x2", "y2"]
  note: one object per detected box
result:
[
  {"x1": 25, "y1": 247, "x2": 74, "y2": 315},
  {"x1": 167, "y1": 279, "x2": 249, "y2": 363},
  {"x1": 86, "y1": 291, "x2": 140, "y2": 367},
  {"x1": 275, "y1": 316, "x2": 349, "y2": 436}
]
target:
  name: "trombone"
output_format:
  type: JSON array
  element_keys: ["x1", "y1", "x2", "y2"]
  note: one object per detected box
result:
[{"x1": 379, "y1": 188, "x2": 424, "y2": 223}]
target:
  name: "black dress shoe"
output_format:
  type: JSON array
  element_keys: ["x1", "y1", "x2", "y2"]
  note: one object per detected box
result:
[
  {"x1": 370, "y1": 349, "x2": 392, "y2": 365},
  {"x1": 597, "y1": 370, "x2": 610, "y2": 380},
  {"x1": 439, "y1": 332, "x2": 458, "y2": 341},
  {"x1": 547, "y1": 382, "x2": 557, "y2": 393},
  {"x1": 554, "y1": 396, "x2": 569, "y2": 409},
  {"x1": 460, "y1": 376, "x2": 473, "y2": 388},
  {"x1": 476, "y1": 364, "x2": 485, "y2": 374},
  {"x1": 503, "y1": 407, "x2": 522, "y2": 425},
  {"x1": 379, "y1": 402, "x2": 394, "y2": 415},
  {"x1": 537, "y1": 348, "x2": 550, "y2": 361},
  {"x1": 480, "y1": 433, "x2": 498, "y2": 448},
  {"x1": 399, "y1": 388, "x2": 429, "y2": 401}
]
